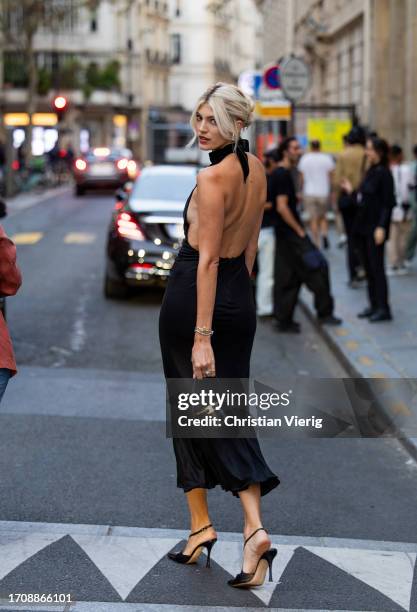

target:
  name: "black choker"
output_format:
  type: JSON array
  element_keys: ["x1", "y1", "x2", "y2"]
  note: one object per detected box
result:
[{"x1": 209, "y1": 139, "x2": 250, "y2": 182}]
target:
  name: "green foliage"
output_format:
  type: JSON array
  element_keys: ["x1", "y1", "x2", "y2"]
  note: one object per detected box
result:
[
  {"x1": 37, "y1": 67, "x2": 51, "y2": 95},
  {"x1": 3, "y1": 53, "x2": 28, "y2": 87}
]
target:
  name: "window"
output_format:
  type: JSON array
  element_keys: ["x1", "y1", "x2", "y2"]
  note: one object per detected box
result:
[
  {"x1": 90, "y1": 11, "x2": 98, "y2": 32},
  {"x1": 170, "y1": 33, "x2": 181, "y2": 64}
]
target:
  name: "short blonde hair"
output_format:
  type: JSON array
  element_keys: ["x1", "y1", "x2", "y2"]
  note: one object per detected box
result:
[{"x1": 188, "y1": 82, "x2": 255, "y2": 150}]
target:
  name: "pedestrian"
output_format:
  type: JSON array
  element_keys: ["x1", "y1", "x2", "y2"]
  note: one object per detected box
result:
[
  {"x1": 269, "y1": 137, "x2": 342, "y2": 333},
  {"x1": 0, "y1": 224, "x2": 22, "y2": 403},
  {"x1": 159, "y1": 82, "x2": 279, "y2": 588},
  {"x1": 256, "y1": 148, "x2": 280, "y2": 319},
  {"x1": 341, "y1": 137, "x2": 395, "y2": 322},
  {"x1": 387, "y1": 144, "x2": 413, "y2": 275},
  {"x1": 333, "y1": 126, "x2": 367, "y2": 287},
  {"x1": 405, "y1": 144, "x2": 417, "y2": 265},
  {"x1": 298, "y1": 139, "x2": 335, "y2": 249}
]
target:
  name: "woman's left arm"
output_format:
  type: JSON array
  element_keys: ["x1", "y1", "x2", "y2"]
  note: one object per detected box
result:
[
  {"x1": 192, "y1": 168, "x2": 225, "y2": 379},
  {"x1": 375, "y1": 169, "x2": 396, "y2": 245}
]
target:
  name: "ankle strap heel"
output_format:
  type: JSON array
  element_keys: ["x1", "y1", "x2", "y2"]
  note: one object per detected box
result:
[{"x1": 262, "y1": 548, "x2": 277, "y2": 582}]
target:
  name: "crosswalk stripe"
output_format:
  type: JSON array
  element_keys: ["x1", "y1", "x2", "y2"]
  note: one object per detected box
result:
[
  {"x1": 11, "y1": 232, "x2": 43, "y2": 245},
  {"x1": 64, "y1": 232, "x2": 96, "y2": 244},
  {"x1": 71, "y1": 534, "x2": 180, "y2": 601},
  {"x1": 0, "y1": 520, "x2": 415, "y2": 610}
]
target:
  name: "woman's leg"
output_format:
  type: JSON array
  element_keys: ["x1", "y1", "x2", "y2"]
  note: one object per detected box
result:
[
  {"x1": 181, "y1": 488, "x2": 217, "y2": 555},
  {"x1": 238, "y1": 484, "x2": 271, "y2": 572}
]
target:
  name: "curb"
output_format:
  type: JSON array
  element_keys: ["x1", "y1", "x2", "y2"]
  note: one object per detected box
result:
[
  {"x1": 299, "y1": 298, "x2": 417, "y2": 462},
  {"x1": 5, "y1": 184, "x2": 72, "y2": 217}
]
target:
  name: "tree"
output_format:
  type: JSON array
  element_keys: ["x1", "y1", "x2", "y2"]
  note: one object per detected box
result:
[{"x1": 0, "y1": 0, "x2": 101, "y2": 162}]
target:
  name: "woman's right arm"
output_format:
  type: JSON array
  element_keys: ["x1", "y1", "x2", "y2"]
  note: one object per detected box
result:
[{"x1": 0, "y1": 226, "x2": 22, "y2": 297}]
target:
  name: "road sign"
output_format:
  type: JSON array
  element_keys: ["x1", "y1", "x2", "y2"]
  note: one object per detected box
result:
[
  {"x1": 263, "y1": 64, "x2": 280, "y2": 89},
  {"x1": 255, "y1": 84, "x2": 292, "y2": 121},
  {"x1": 280, "y1": 56, "x2": 310, "y2": 102},
  {"x1": 238, "y1": 70, "x2": 262, "y2": 98}
]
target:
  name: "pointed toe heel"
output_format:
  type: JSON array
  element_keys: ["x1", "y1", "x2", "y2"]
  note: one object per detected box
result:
[
  {"x1": 228, "y1": 527, "x2": 278, "y2": 589},
  {"x1": 167, "y1": 523, "x2": 217, "y2": 567}
]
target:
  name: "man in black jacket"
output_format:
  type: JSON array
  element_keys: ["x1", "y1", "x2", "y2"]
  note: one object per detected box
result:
[{"x1": 270, "y1": 137, "x2": 342, "y2": 332}]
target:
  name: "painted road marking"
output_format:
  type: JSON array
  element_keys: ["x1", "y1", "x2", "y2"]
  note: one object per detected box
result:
[
  {"x1": 11, "y1": 232, "x2": 43, "y2": 245},
  {"x1": 64, "y1": 232, "x2": 96, "y2": 244},
  {"x1": 0, "y1": 520, "x2": 415, "y2": 610}
]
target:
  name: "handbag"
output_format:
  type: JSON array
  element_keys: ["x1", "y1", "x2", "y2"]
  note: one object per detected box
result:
[
  {"x1": 338, "y1": 153, "x2": 367, "y2": 210},
  {"x1": 300, "y1": 236, "x2": 328, "y2": 271}
]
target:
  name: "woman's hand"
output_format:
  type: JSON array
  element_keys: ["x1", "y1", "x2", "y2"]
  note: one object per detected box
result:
[
  {"x1": 340, "y1": 178, "x2": 353, "y2": 194},
  {"x1": 374, "y1": 226, "x2": 386, "y2": 245},
  {"x1": 192, "y1": 336, "x2": 216, "y2": 379}
]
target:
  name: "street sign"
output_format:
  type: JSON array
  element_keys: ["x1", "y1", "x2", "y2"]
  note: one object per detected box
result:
[
  {"x1": 263, "y1": 64, "x2": 280, "y2": 89},
  {"x1": 307, "y1": 118, "x2": 352, "y2": 153},
  {"x1": 255, "y1": 83, "x2": 292, "y2": 121},
  {"x1": 238, "y1": 70, "x2": 262, "y2": 99},
  {"x1": 280, "y1": 56, "x2": 310, "y2": 102}
]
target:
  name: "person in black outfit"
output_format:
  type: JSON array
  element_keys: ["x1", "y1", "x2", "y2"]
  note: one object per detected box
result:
[
  {"x1": 159, "y1": 83, "x2": 279, "y2": 589},
  {"x1": 270, "y1": 137, "x2": 342, "y2": 332},
  {"x1": 341, "y1": 137, "x2": 395, "y2": 322}
]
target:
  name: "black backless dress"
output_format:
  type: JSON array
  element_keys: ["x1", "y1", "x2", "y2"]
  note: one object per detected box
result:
[{"x1": 158, "y1": 139, "x2": 280, "y2": 498}]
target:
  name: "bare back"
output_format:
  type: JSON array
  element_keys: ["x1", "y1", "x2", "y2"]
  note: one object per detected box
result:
[{"x1": 186, "y1": 153, "x2": 267, "y2": 258}]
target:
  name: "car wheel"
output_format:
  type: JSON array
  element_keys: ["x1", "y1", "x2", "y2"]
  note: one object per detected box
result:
[
  {"x1": 104, "y1": 275, "x2": 129, "y2": 299},
  {"x1": 75, "y1": 185, "x2": 85, "y2": 196}
]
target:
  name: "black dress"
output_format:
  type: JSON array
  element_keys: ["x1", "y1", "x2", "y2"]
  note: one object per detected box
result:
[{"x1": 158, "y1": 140, "x2": 279, "y2": 498}]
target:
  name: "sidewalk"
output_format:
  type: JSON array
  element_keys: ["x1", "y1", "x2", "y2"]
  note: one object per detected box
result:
[
  {"x1": 4, "y1": 184, "x2": 72, "y2": 217},
  {"x1": 300, "y1": 230, "x2": 417, "y2": 457}
]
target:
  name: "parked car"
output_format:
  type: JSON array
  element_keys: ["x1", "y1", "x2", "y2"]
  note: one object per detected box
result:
[
  {"x1": 104, "y1": 164, "x2": 199, "y2": 299},
  {"x1": 73, "y1": 147, "x2": 139, "y2": 196}
]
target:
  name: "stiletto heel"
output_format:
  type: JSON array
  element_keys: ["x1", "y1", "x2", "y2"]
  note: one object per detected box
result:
[
  {"x1": 262, "y1": 548, "x2": 277, "y2": 581},
  {"x1": 205, "y1": 539, "x2": 216, "y2": 568},
  {"x1": 228, "y1": 527, "x2": 278, "y2": 588},
  {"x1": 167, "y1": 523, "x2": 217, "y2": 566}
]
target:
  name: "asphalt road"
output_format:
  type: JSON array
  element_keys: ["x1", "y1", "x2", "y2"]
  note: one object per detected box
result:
[{"x1": 1, "y1": 188, "x2": 417, "y2": 611}]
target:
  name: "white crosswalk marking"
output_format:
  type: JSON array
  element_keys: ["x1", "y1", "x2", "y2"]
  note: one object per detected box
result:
[
  {"x1": 0, "y1": 520, "x2": 416, "y2": 611},
  {"x1": 71, "y1": 534, "x2": 180, "y2": 600}
]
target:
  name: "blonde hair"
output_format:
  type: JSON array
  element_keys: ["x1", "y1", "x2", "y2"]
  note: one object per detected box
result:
[{"x1": 188, "y1": 82, "x2": 255, "y2": 150}]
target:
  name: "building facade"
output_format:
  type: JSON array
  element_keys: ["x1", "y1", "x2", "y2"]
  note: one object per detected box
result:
[{"x1": 258, "y1": 0, "x2": 417, "y2": 153}]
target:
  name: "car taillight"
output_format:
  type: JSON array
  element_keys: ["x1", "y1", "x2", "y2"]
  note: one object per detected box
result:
[
  {"x1": 127, "y1": 160, "x2": 137, "y2": 178},
  {"x1": 75, "y1": 158, "x2": 87, "y2": 171},
  {"x1": 116, "y1": 212, "x2": 145, "y2": 241},
  {"x1": 117, "y1": 158, "x2": 128, "y2": 170}
]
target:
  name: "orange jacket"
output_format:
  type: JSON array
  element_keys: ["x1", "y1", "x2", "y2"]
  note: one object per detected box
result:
[{"x1": 0, "y1": 225, "x2": 22, "y2": 375}]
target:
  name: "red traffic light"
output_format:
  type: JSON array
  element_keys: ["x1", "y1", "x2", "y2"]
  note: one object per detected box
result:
[{"x1": 53, "y1": 95, "x2": 68, "y2": 111}]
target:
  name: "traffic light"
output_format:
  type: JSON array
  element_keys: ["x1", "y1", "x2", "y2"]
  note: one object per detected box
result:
[{"x1": 52, "y1": 95, "x2": 68, "y2": 122}]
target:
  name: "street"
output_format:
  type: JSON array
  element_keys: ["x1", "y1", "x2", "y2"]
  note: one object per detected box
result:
[{"x1": 1, "y1": 190, "x2": 417, "y2": 611}]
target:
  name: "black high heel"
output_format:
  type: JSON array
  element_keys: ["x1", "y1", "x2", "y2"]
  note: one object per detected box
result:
[
  {"x1": 167, "y1": 523, "x2": 217, "y2": 567},
  {"x1": 228, "y1": 527, "x2": 277, "y2": 588}
]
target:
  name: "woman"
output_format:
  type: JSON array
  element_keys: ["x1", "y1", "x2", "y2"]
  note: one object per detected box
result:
[
  {"x1": 0, "y1": 224, "x2": 22, "y2": 403},
  {"x1": 159, "y1": 82, "x2": 279, "y2": 588},
  {"x1": 341, "y1": 136, "x2": 395, "y2": 322}
]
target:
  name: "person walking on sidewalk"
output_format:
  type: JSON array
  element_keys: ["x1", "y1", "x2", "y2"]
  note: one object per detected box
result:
[
  {"x1": 388, "y1": 145, "x2": 413, "y2": 275},
  {"x1": 341, "y1": 137, "x2": 395, "y2": 323},
  {"x1": 0, "y1": 224, "x2": 22, "y2": 403},
  {"x1": 298, "y1": 140, "x2": 335, "y2": 249},
  {"x1": 256, "y1": 148, "x2": 279, "y2": 319},
  {"x1": 405, "y1": 144, "x2": 417, "y2": 266},
  {"x1": 270, "y1": 137, "x2": 342, "y2": 333},
  {"x1": 333, "y1": 127, "x2": 367, "y2": 287}
]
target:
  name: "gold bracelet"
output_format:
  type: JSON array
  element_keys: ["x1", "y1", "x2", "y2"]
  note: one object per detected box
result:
[{"x1": 194, "y1": 326, "x2": 214, "y2": 336}]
